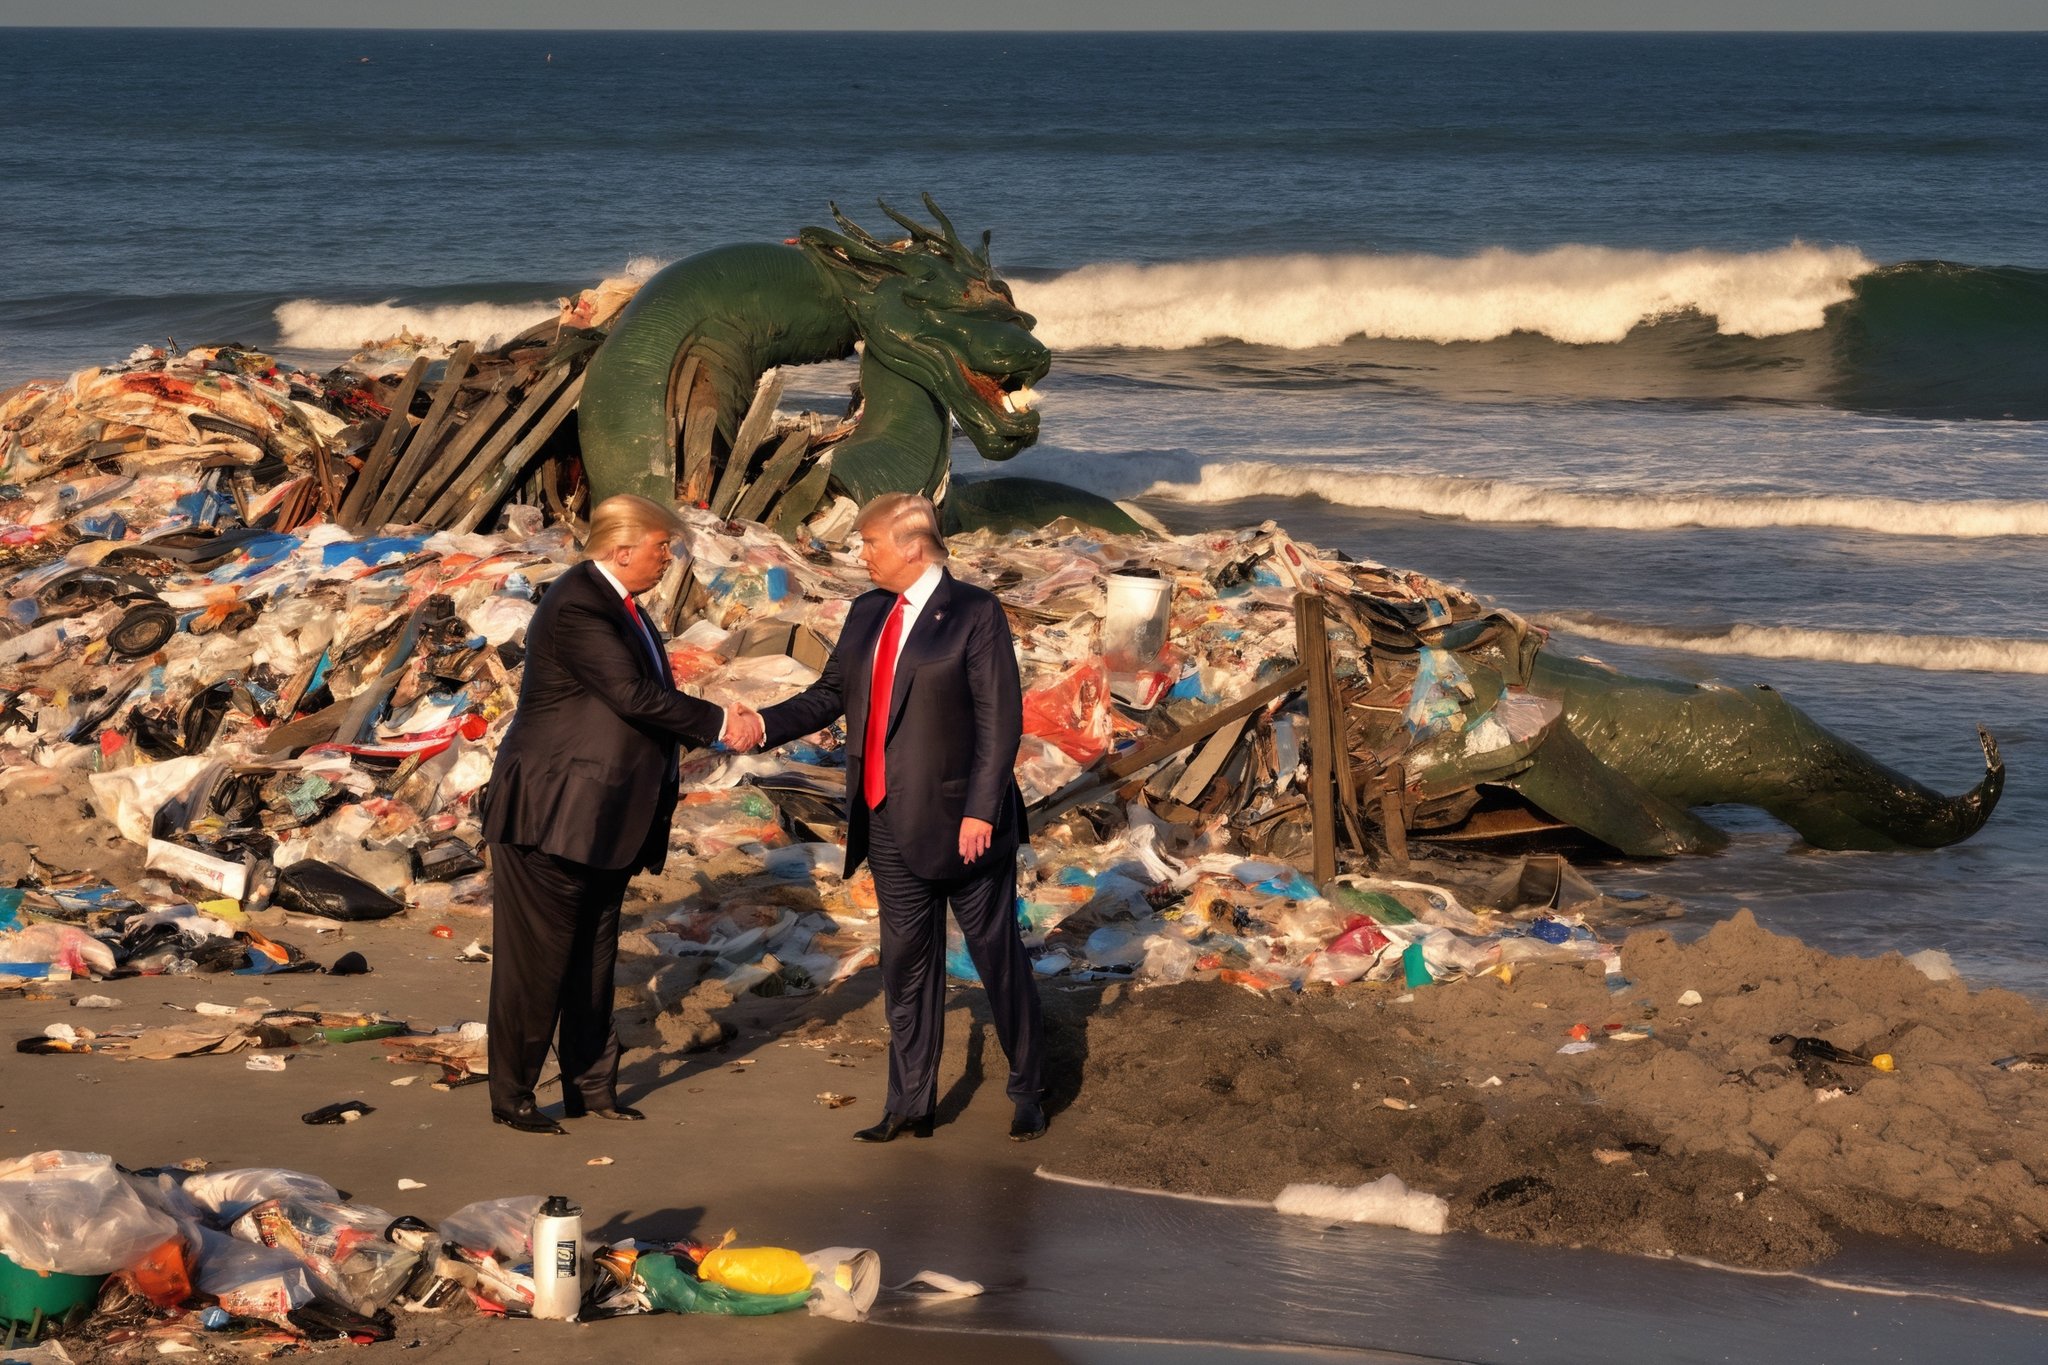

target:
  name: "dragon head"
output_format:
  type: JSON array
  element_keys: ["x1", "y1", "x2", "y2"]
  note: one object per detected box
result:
[{"x1": 799, "y1": 196, "x2": 1049, "y2": 462}]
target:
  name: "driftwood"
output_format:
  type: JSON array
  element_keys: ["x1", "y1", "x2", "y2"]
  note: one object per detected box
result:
[
  {"x1": 362, "y1": 341, "x2": 475, "y2": 528},
  {"x1": 1026, "y1": 592, "x2": 1458, "y2": 875},
  {"x1": 331, "y1": 338, "x2": 857, "y2": 544},
  {"x1": 708, "y1": 370, "x2": 784, "y2": 518},
  {"x1": 336, "y1": 355, "x2": 429, "y2": 528}
]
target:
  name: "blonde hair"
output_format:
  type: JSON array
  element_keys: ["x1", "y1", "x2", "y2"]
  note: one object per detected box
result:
[
  {"x1": 584, "y1": 493, "x2": 686, "y2": 560},
  {"x1": 856, "y1": 492, "x2": 948, "y2": 562}
]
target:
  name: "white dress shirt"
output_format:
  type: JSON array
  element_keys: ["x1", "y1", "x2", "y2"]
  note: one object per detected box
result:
[{"x1": 871, "y1": 562, "x2": 945, "y2": 679}]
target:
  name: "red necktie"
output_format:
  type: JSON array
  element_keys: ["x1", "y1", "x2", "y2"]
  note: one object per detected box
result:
[
  {"x1": 862, "y1": 595, "x2": 908, "y2": 810},
  {"x1": 620, "y1": 595, "x2": 663, "y2": 673}
]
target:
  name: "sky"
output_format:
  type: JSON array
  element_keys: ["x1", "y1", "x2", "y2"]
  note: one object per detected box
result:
[{"x1": 1, "y1": 0, "x2": 2042, "y2": 29}]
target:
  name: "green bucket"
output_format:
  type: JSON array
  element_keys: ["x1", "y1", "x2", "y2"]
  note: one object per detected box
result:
[{"x1": 0, "y1": 1251, "x2": 103, "y2": 1337}]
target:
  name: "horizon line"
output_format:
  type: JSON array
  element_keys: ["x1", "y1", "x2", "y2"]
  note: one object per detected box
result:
[{"x1": 3, "y1": 24, "x2": 2045, "y2": 33}]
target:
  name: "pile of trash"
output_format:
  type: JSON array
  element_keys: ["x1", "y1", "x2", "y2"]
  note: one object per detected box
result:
[
  {"x1": 0, "y1": 1149, "x2": 972, "y2": 1350},
  {"x1": 2, "y1": 339, "x2": 1651, "y2": 1004}
]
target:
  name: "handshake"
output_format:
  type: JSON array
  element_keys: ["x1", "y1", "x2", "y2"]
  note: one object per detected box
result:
[{"x1": 721, "y1": 702, "x2": 765, "y2": 753}]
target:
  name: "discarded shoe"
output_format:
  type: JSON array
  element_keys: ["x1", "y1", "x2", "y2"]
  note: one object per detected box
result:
[
  {"x1": 492, "y1": 1101, "x2": 566, "y2": 1135},
  {"x1": 1009, "y1": 1100, "x2": 1048, "y2": 1141},
  {"x1": 853, "y1": 1110, "x2": 934, "y2": 1143}
]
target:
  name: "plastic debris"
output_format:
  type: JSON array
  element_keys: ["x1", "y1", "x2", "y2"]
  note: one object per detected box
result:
[{"x1": 1274, "y1": 1175, "x2": 1448, "y2": 1235}]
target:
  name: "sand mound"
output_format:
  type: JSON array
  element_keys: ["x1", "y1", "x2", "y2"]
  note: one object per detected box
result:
[{"x1": 1036, "y1": 911, "x2": 2048, "y2": 1269}]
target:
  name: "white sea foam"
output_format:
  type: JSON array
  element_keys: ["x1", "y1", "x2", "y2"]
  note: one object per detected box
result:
[
  {"x1": 1673, "y1": 1256, "x2": 2048, "y2": 1321},
  {"x1": 1016, "y1": 243, "x2": 1876, "y2": 350},
  {"x1": 274, "y1": 298, "x2": 556, "y2": 351},
  {"x1": 1539, "y1": 614, "x2": 2048, "y2": 676},
  {"x1": 1132, "y1": 462, "x2": 2048, "y2": 539}
]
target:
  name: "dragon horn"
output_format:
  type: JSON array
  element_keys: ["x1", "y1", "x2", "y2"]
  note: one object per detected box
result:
[
  {"x1": 829, "y1": 201, "x2": 891, "y2": 253},
  {"x1": 798, "y1": 224, "x2": 900, "y2": 279},
  {"x1": 875, "y1": 197, "x2": 946, "y2": 252},
  {"x1": 920, "y1": 193, "x2": 972, "y2": 257}
]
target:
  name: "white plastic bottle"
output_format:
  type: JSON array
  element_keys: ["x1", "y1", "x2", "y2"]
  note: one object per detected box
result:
[{"x1": 528, "y1": 1195, "x2": 583, "y2": 1321}]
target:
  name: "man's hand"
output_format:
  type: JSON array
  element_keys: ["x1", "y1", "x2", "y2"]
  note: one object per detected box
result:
[
  {"x1": 958, "y1": 817, "x2": 994, "y2": 863},
  {"x1": 723, "y1": 703, "x2": 765, "y2": 752}
]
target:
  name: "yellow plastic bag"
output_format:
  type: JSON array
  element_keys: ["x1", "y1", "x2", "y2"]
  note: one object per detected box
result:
[{"x1": 697, "y1": 1246, "x2": 813, "y2": 1297}]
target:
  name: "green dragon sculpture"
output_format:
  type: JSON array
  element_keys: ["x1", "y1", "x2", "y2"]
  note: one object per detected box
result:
[
  {"x1": 576, "y1": 197, "x2": 2000, "y2": 856},
  {"x1": 576, "y1": 195, "x2": 1140, "y2": 536},
  {"x1": 1379, "y1": 605, "x2": 2001, "y2": 855}
]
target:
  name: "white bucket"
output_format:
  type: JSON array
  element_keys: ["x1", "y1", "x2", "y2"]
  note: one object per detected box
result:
[{"x1": 1103, "y1": 571, "x2": 1173, "y2": 707}]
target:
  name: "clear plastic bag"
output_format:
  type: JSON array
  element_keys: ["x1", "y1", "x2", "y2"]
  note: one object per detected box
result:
[
  {"x1": 0, "y1": 923, "x2": 117, "y2": 977},
  {"x1": 181, "y1": 1167, "x2": 339, "y2": 1222},
  {"x1": 194, "y1": 1228, "x2": 316, "y2": 1327},
  {"x1": 229, "y1": 1197, "x2": 419, "y2": 1315},
  {"x1": 0, "y1": 1150, "x2": 179, "y2": 1274},
  {"x1": 439, "y1": 1194, "x2": 541, "y2": 1261},
  {"x1": 801, "y1": 1246, "x2": 880, "y2": 1322}
]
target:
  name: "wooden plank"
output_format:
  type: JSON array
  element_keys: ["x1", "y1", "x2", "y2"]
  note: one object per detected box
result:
[
  {"x1": 666, "y1": 351, "x2": 700, "y2": 448},
  {"x1": 709, "y1": 369, "x2": 784, "y2": 517},
  {"x1": 666, "y1": 563, "x2": 709, "y2": 635},
  {"x1": 418, "y1": 364, "x2": 571, "y2": 527},
  {"x1": 765, "y1": 457, "x2": 835, "y2": 540},
  {"x1": 1169, "y1": 714, "x2": 1251, "y2": 806},
  {"x1": 1331, "y1": 691, "x2": 1372, "y2": 854},
  {"x1": 1026, "y1": 771, "x2": 1150, "y2": 833},
  {"x1": 395, "y1": 378, "x2": 515, "y2": 523},
  {"x1": 1414, "y1": 803, "x2": 1572, "y2": 843},
  {"x1": 678, "y1": 363, "x2": 719, "y2": 507},
  {"x1": 1295, "y1": 592, "x2": 1338, "y2": 885},
  {"x1": 728, "y1": 428, "x2": 810, "y2": 525},
  {"x1": 1142, "y1": 754, "x2": 1189, "y2": 800},
  {"x1": 451, "y1": 372, "x2": 588, "y2": 533},
  {"x1": 365, "y1": 341, "x2": 475, "y2": 527},
  {"x1": 338, "y1": 354, "x2": 429, "y2": 528},
  {"x1": 1378, "y1": 759, "x2": 1411, "y2": 873},
  {"x1": 1103, "y1": 664, "x2": 1306, "y2": 780},
  {"x1": 309, "y1": 442, "x2": 341, "y2": 520}
]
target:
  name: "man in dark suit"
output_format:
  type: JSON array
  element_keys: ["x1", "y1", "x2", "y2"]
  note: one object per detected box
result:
[
  {"x1": 482, "y1": 493, "x2": 758, "y2": 1134},
  {"x1": 756, "y1": 493, "x2": 1046, "y2": 1142}
]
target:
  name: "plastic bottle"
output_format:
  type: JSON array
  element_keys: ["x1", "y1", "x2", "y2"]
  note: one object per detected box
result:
[{"x1": 528, "y1": 1196, "x2": 583, "y2": 1321}]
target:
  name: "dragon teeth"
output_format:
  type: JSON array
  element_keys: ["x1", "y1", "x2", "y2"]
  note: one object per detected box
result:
[{"x1": 1002, "y1": 385, "x2": 1040, "y2": 415}]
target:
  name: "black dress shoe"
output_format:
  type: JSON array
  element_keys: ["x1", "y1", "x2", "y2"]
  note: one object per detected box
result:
[
  {"x1": 565, "y1": 1103, "x2": 645, "y2": 1121},
  {"x1": 492, "y1": 1101, "x2": 567, "y2": 1135},
  {"x1": 1009, "y1": 1100, "x2": 1048, "y2": 1141},
  {"x1": 853, "y1": 1110, "x2": 935, "y2": 1143}
]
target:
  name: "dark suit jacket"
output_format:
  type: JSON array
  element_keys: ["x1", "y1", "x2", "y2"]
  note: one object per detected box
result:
[
  {"x1": 762, "y1": 568, "x2": 1024, "y2": 882},
  {"x1": 482, "y1": 559, "x2": 723, "y2": 872}
]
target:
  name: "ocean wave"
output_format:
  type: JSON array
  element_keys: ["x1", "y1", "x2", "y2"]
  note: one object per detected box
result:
[
  {"x1": 1017, "y1": 243, "x2": 1877, "y2": 350},
  {"x1": 1133, "y1": 463, "x2": 2048, "y2": 538},
  {"x1": 273, "y1": 297, "x2": 556, "y2": 351},
  {"x1": 1539, "y1": 613, "x2": 2048, "y2": 676}
]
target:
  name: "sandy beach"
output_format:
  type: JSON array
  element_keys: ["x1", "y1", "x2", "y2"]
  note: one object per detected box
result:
[{"x1": 9, "y1": 795, "x2": 2048, "y2": 1362}]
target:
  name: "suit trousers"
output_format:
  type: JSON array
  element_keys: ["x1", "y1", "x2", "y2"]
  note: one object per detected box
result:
[
  {"x1": 866, "y1": 802, "x2": 1044, "y2": 1117},
  {"x1": 486, "y1": 842, "x2": 631, "y2": 1117}
]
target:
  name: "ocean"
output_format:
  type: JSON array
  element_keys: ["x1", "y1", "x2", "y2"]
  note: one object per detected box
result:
[{"x1": 5, "y1": 27, "x2": 2047, "y2": 1357}]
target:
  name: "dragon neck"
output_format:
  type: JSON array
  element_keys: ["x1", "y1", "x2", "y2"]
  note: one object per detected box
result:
[
  {"x1": 832, "y1": 352, "x2": 951, "y2": 504},
  {"x1": 578, "y1": 244, "x2": 859, "y2": 505}
]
